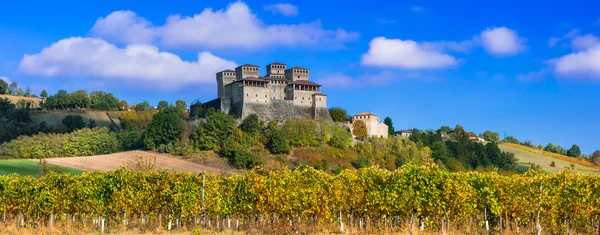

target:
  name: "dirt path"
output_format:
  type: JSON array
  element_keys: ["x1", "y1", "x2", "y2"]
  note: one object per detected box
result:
[{"x1": 42, "y1": 151, "x2": 231, "y2": 175}]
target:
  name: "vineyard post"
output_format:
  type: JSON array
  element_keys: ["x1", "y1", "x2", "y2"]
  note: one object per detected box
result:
[
  {"x1": 409, "y1": 209, "x2": 415, "y2": 234},
  {"x1": 101, "y1": 217, "x2": 105, "y2": 233},
  {"x1": 339, "y1": 210, "x2": 344, "y2": 233},
  {"x1": 536, "y1": 180, "x2": 542, "y2": 235},
  {"x1": 485, "y1": 207, "x2": 489, "y2": 231},
  {"x1": 201, "y1": 174, "x2": 205, "y2": 226},
  {"x1": 50, "y1": 213, "x2": 53, "y2": 228},
  {"x1": 168, "y1": 214, "x2": 172, "y2": 231}
]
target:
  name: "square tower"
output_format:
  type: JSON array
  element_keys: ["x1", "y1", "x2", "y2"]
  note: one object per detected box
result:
[
  {"x1": 266, "y1": 62, "x2": 286, "y2": 78},
  {"x1": 216, "y1": 70, "x2": 236, "y2": 98},
  {"x1": 235, "y1": 64, "x2": 260, "y2": 81},
  {"x1": 285, "y1": 66, "x2": 310, "y2": 81}
]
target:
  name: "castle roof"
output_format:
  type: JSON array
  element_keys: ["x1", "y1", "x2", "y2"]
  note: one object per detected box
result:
[
  {"x1": 241, "y1": 77, "x2": 268, "y2": 82},
  {"x1": 355, "y1": 112, "x2": 377, "y2": 116},
  {"x1": 312, "y1": 93, "x2": 327, "y2": 96},
  {"x1": 218, "y1": 69, "x2": 235, "y2": 73},
  {"x1": 287, "y1": 66, "x2": 309, "y2": 71},
  {"x1": 263, "y1": 76, "x2": 289, "y2": 82},
  {"x1": 240, "y1": 64, "x2": 259, "y2": 67},
  {"x1": 292, "y1": 80, "x2": 321, "y2": 86},
  {"x1": 269, "y1": 62, "x2": 286, "y2": 65}
]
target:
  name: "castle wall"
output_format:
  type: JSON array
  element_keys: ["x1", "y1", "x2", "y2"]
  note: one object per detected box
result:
[
  {"x1": 239, "y1": 100, "x2": 332, "y2": 121},
  {"x1": 313, "y1": 94, "x2": 327, "y2": 108},
  {"x1": 268, "y1": 81, "x2": 288, "y2": 100},
  {"x1": 242, "y1": 85, "x2": 270, "y2": 104},
  {"x1": 292, "y1": 90, "x2": 318, "y2": 106},
  {"x1": 217, "y1": 73, "x2": 235, "y2": 98}
]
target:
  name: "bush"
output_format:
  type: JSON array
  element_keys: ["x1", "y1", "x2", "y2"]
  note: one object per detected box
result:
[
  {"x1": 117, "y1": 129, "x2": 143, "y2": 150},
  {"x1": 143, "y1": 111, "x2": 185, "y2": 149},
  {"x1": 190, "y1": 112, "x2": 236, "y2": 151},
  {"x1": 330, "y1": 126, "x2": 352, "y2": 149},
  {"x1": 240, "y1": 114, "x2": 262, "y2": 135},
  {"x1": 0, "y1": 127, "x2": 118, "y2": 158},
  {"x1": 62, "y1": 115, "x2": 86, "y2": 132},
  {"x1": 267, "y1": 131, "x2": 291, "y2": 154},
  {"x1": 231, "y1": 148, "x2": 264, "y2": 169}
]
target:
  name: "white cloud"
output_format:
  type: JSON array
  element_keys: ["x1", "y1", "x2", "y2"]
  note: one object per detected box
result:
[
  {"x1": 91, "y1": 2, "x2": 357, "y2": 49},
  {"x1": 264, "y1": 3, "x2": 299, "y2": 16},
  {"x1": 516, "y1": 69, "x2": 546, "y2": 82},
  {"x1": 571, "y1": 34, "x2": 600, "y2": 51},
  {"x1": 317, "y1": 71, "x2": 433, "y2": 88},
  {"x1": 90, "y1": 10, "x2": 156, "y2": 44},
  {"x1": 480, "y1": 27, "x2": 527, "y2": 56},
  {"x1": 18, "y1": 37, "x2": 237, "y2": 87},
  {"x1": 361, "y1": 37, "x2": 459, "y2": 69},
  {"x1": 555, "y1": 45, "x2": 600, "y2": 79}
]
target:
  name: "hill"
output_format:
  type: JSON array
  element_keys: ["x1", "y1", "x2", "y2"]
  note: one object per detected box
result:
[
  {"x1": 498, "y1": 143, "x2": 599, "y2": 174},
  {"x1": 30, "y1": 110, "x2": 121, "y2": 129},
  {"x1": 0, "y1": 94, "x2": 43, "y2": 108}
]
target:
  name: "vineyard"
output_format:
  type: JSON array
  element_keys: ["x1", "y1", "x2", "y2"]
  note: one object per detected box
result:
[{"x1": 0, "y1": 165, "x2": 599, "y2": 234}]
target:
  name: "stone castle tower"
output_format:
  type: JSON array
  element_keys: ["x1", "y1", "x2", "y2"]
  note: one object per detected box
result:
[{"x1": 206, "y1": 62, "x2": 331, "y2": 121}]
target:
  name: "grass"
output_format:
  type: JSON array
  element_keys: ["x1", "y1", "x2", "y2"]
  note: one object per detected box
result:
[
  {"x1": 499, "y1": 144, "x2": 599, "y2": 174},
  {"x1": 30, "y1": 110, "x2": 122, "y2": 129},
  {"x1": 0, "y1": 159, "x2": 84, "y2": 176}
]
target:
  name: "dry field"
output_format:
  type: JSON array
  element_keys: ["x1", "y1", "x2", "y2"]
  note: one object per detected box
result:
[{"x1": 43, "y1": 151, "x2": 234, "y2": 175}]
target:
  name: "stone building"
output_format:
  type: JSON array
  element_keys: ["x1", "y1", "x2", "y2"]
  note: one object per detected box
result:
[
  {"x1": 349, "y1": 112, "x2": 389, "y2": 138},
  {"x1": 205, "y1": 62, "x2": 331, "y2": 121}
]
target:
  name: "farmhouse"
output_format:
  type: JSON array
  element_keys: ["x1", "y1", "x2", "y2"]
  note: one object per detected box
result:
[
  {"x1": 395, "y1": 130, "x2": 413, "y2": 138},
  {"x1": 349, "y1": 112, "x2": 389, "y2": 138},
  {"x1": 204, "y1": 62, "x2": 331, "y2": 121}
]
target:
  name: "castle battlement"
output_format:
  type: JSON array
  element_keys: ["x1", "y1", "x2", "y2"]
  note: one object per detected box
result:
[{"x1": 206, "y1": 62, "x2": 330, "y2": 121}]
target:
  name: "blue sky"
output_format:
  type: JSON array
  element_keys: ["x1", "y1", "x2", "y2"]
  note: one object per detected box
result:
[{"x1": 1, "y1": 0, "x2": 599, "y2": 153}]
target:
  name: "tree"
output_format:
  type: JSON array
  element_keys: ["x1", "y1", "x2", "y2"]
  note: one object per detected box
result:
[
  {"x1": 267, "y1": 130, "x2": 291, "y2": 154},
  {"x1": 40, "y1": 90, "x2": 48, "y2": 98},
  {"x1": 451, "y1": 124, "x2": 470, "y2": 145},
  {"x1": 438, "y1": 126, "x2": 453, "y2": 134},
  {"x1": 482, "y1": 130, "x2": 500, "y2": 142},
  {"x1": 190, "y1": 111, "x2": 236, "y2": 151},
  {"x1": 70, "y1": 90, "x2": 90, "y2": 109},
  {"x1": 591, "y1": 150, "x2": 600, "y2": 165},
  {"x1": 352, "y1": 120, "x2": 368, "y2": 141},
  {"x1": 503, "y1": 136, "x2": 520, "y2": 144},
  {"x1": 119, "y1": 100, "x2": 129, "y2": 111},
  {"x1": 240, "y1": 114, "x2": 262, "y2": 135},
  {"x1": 330, "y1": 126, "x2": 352, "y2": 149},
  {"x1": 7, "y1": 82, "x2": 18, "y2": 95},
  {"x1": 143, "y1": 110, "x2": 185, "y2": 149},
  {"x1": 567, "y1": 144, "x2": 581, "y2": 158},
  {"x1": 135, "y1": 101, "x2": 151, "y2": 111},
  {"x1": 62, "y1": 115, "x2": 86, "y2": 132},
  {"x1": 544, "y1": 143, "x2": 557, "y2": 153},
  {"x1": 329, "y1": 107, "x2": 348, "y2": 122},
  {"x1": 0, "y1": 79, "x2": 7, "y2": 94},
  {"x1": 383, "y1": 117, "x2": 394, "y2": 136},
  {"x1": 189, "y1": 101, "x2": 203, "y2": 118},
  {"x1": 175, "y1": 100, "x2": 187, "y2": 113},
  {"x1": 157, "y1": 100, "x2": 169, "y2": 111},
  {"x1": 24, "y1": 87, "x2": 32, "y2": 97}
]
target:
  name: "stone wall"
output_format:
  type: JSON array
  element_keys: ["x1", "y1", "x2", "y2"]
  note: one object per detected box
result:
[{"x1": 239, "y1": 100, "x2": 332, "y2": 121}]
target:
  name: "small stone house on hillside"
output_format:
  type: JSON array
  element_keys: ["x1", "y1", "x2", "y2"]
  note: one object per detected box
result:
[
  {"x1": 394, "y1": 130, "x2": 413, "y2": 138},
  {"x1": 349, "y1": 112, "x2": 388, "y2": 138}
]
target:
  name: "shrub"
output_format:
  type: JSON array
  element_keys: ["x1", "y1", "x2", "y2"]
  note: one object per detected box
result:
[
  {"x1": 62, "y1": 115, "x2": 86, "y2": 132},
  {"x1": 267, "y1": 131, "x2": 291, "y2": 154},
  {"x1": 330, "y1": 126, "x2": 352, "y2": 149},
  {"x1": 240, "y1": 114, "x2": 262, "y2": 135},
  {"x1": 190, "y1": 112, "x2": 236, "y2": 151},
  {"x1": 143, "y1": 111, "x2": 185, "y2": 150},
  {"x1": 231, "y1": 148, "x2": 264, "y2": 169},
  {"x1": 117, "y1": 129, "x2": 143, "y2": 150},
  {"x1": 0, "y1": 127, "x2": 118, "y2": 158}
]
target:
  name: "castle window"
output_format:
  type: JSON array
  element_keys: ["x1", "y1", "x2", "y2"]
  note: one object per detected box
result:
[
  {"x1": 265, "y1": 95, "x2": 267, "y2": 98},
  {"x1": 246, "y1": 93, "x2": 248, "y2": 96},
  {"x1": 256, "y1": 94, "x2": 258, "y2": 97},
  {"x1": 298, "y1": 76, "x2": 300, "y2": 79}
]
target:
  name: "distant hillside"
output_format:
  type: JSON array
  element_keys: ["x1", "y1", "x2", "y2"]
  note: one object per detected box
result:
[
  {"x1": 499, "y1": 143, "x2": 599, "y2": 174},
  {"x1": 30, "y1": 110, "x2": 121, "y2": 130},
  {"x1": 0, "y1": 94, "x2": 43, "y2": 108}
]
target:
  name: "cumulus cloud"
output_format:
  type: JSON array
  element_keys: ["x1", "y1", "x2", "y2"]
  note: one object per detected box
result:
[
  {"x1": 554, "y1": 45, "x2": 600, "y2": 79},
  {"x1": 480, "y1": 27, "x2": 527, "y2": 56},
  {"x1": 18, "y1": 37, "x2": 237, "y2": 87},
  {"x1": 91, "y1": 2, "x2": 357, "y2": 49},
  {"x1": 549, "y1": 29, "x2": 600, "y2": 51},
  {"x1": 264, "y1": 3, "x2": 299, "y2": 16},
  {"x1": 90, "y1": 10, "x2": 156, "y2": 44},
  {"x1": 361, "y1": 37, "x2": 459, "y2": 69}
]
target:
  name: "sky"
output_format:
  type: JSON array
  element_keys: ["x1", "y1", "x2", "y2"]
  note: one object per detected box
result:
[{"x1": 0, "y1": 0, "x2": 599, "y2": 153}]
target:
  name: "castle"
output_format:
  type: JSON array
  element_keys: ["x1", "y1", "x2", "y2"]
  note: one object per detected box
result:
[{"x1": 204, "y1": 62, "x2": 331, "y2": 121}]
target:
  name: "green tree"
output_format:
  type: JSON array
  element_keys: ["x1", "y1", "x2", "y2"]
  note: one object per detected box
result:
[
  {"x1": 438, "y1": 126, "x2": 453, "y2": 134},
  {"x1": 591, "y1": 150, "x2": 600, "y2": 165},
  {"x1": 482, "y1": 130, "x2": 500, "y2": 142},
  {"x1": 71, "y1": 90, "x2": 90, "y2": 109},
  {"x1": 7, "y1": 82, "x2": 18, "y2": 95},
  {"x1": 90, "y1": 91, "x2": 119, "y2": 110},
  {"x1": 143, "y1": 111, "x2": 185, "y2": 149},
  {"x1": 175, "y1": 100, "x2": 187, "y2": 113},
  {"x1": 40, "y1": 90, "x2": 48, "y2": 98},
  {"x1": 190, "y1": 111, "x2": 236, "y2": 150},
  {"x1": 267, "y1": 130, "x2": 291, "y2": 154},
  {"x1": 240, "y1": 114, "x2": 262, "y2": 135},
  {"x1": 62, "y1": 115, "x2": 86, "y2": 132},
  {"x1": 0, "y1": 79, "x2": 7, "y2": 94},
  {"x1": 503, "y1": 135, "x2": 520, "y2": 144},
  {"x1": 383, "y1": 116, "x2": 394, "y2": 136},
  {"x1": 329, "y1": 107, "x2": 348, "y2": 122},
  {"x1": 567, "y1": 144, "x2": 581, "y2": 158},
  {"x1": 352, "y1": 120, "x2": 368, "y2": 141},
  {"x1": 451, "y1": 124, "x2": 470, "y2": 145},
  {"x1": 135, "y1": 101, "x2": 151, "y2": 111},
  {"x1": 330, "y1": 126, "x2": 352, "y2": 149},
  {"x1": 544, "y1": 143, "x2": 557, "y2": 153},
  {"x1": 157, "y1": 100, "x2": 169, "y2": 111}
]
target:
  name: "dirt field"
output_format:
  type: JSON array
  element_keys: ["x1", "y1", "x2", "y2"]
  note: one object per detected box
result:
[
  {"x1": 30, "y1": 110, "x2": 121, "y2": 129},
  {"x1": 43, "y1": 151, "x2": 234, "y2": 175}
]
